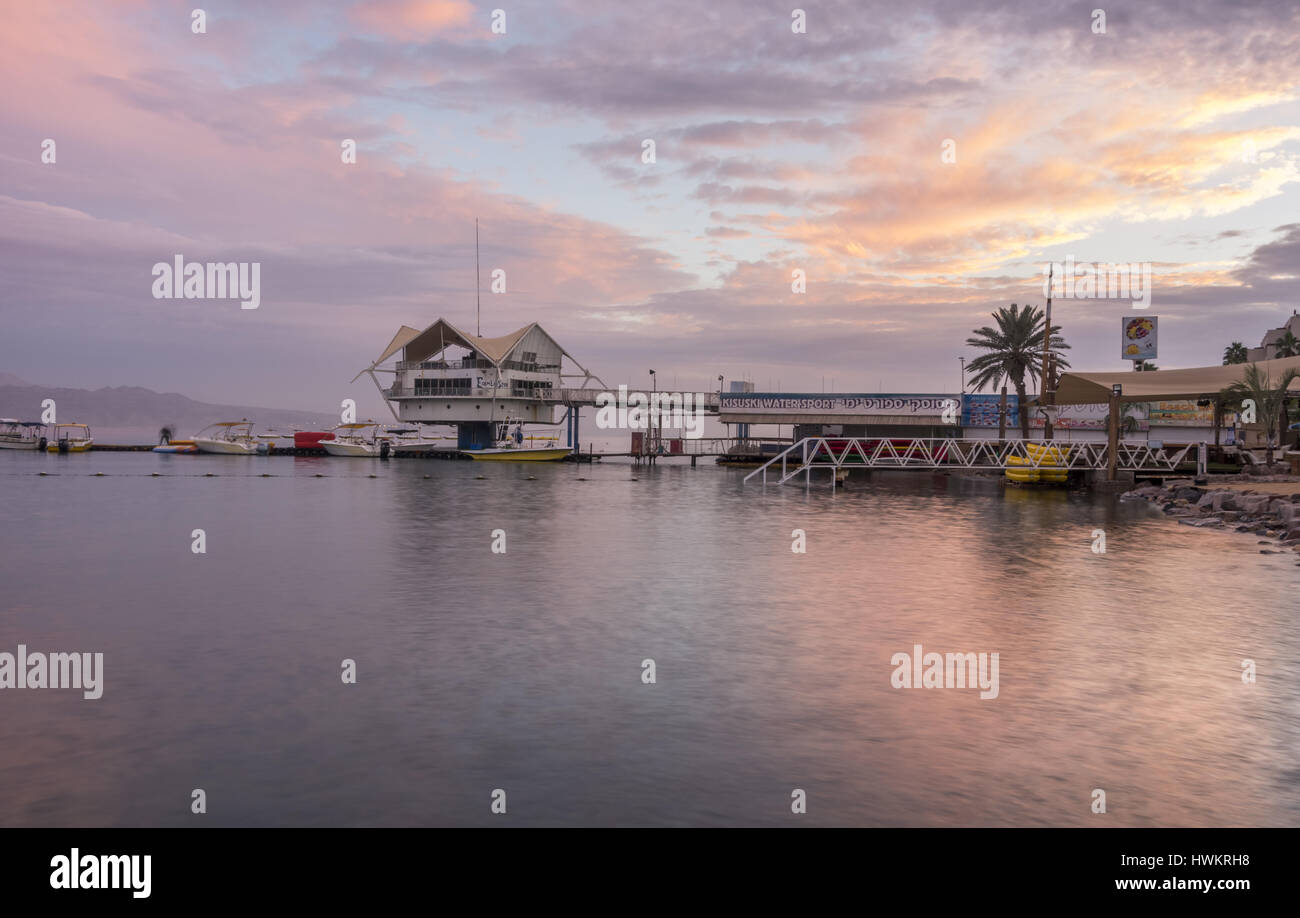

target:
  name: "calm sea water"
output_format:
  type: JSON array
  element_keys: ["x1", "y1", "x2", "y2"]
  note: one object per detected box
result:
[{"x1": 2, "y1": 450, "x2": 1298, "y2": 827}]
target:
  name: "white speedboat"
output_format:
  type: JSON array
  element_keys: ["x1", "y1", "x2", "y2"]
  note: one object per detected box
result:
[
  {"x1": 382, "y1": 425, "x2": 449, "y2": 452},
  {"x1": 320, "y1": 422, "x2": 385, "y2": 457},
  {"x1": 192, "y1": 420, "x2": 260, "y2": 454},
  {"x1": 0, "y1": 419, "x2": 45, "y2": 450}
]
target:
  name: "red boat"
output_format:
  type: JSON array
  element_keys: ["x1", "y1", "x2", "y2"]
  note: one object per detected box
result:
[{"x1": 294, "y1": 431, "x2": 335, "y2": 449}]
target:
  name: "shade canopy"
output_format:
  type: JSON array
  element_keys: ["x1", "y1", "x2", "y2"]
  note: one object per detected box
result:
[
  {"x1": 1055, "y1": 355, "x2": 1300, "y2": 404},
  {"x1": 372, "y1": 325, "x2": 424, "y2": 366}
]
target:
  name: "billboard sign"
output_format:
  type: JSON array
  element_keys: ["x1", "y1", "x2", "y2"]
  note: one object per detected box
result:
[
  {"x1": 1122, "y1": 315, "x2": 1157, "y2": 361},
  {"x1": 962, "y1": 394, "x2": 1017, "y2": 427}
]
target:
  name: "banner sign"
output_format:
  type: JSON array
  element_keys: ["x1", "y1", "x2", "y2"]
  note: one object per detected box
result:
[
  {"x1": 719, "y1": 394, "x2": 956, "y2": 416},
  {"x1": 962, "y1": 395, "x2": 1153, "y2": 429}
]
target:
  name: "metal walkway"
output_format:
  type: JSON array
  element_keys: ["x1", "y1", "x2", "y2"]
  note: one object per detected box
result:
[{"x1": 742, "y1": 437, "x2": 1198, "y2": 486}]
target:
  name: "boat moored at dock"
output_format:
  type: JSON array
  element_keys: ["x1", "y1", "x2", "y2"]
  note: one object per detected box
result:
[
  {"x1": 191, "y1": 420, "x2": 260, "y2": 454},
  {"x1": 0, "y1": 420, "x2": 46, "y2": 450},
  {"x1": 320, "y1": 422, "x2": 386, "y2": 457},
  {"x1": 461, "y1": 420, "x2": 570, "y2": 461},
  {"x1": 46, "y1": 423, "x2": 93, "y2": 453},
  {"x1": 293, "y1": 430, "x2": 335, "y2": 450},
  {"x1": 381, "y1": 426, "x2": 450, "y2": 452}
]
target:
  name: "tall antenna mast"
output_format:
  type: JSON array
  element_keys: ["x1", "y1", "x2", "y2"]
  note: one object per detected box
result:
[
  {"x1": 1040, "y1": 263, "x2": 1053, "y2": 393},
  {"x1": 475, "y1": 218, "x2": 481, "y2": 336}
]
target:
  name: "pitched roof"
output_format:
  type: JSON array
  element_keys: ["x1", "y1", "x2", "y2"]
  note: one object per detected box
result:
[
  {"x1": 374, "y1": 319, "x2": 563, "y2": 368},
  {"x1": 466, "y1": 324, "x2": 535, "y2": 365}
]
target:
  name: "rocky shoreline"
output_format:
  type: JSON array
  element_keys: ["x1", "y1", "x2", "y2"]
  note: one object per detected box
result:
[{"x1": 1121, "y1": 476, "x2": 1300, "y2": 561}]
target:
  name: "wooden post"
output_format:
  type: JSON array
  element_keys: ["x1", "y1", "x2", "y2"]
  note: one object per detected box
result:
[{"x1": 1107, "y1": 390, "x2": 1120, "y2": 481}]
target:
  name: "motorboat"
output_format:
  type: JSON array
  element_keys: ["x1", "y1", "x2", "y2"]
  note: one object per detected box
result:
[
  {"x1": 0, "y1": 419, "x2": 45, "y2": 450},
  {"x1": 191, "y1": 420, "x2": 260, "y2": 454},
  {"x1": 46, "y1": 423, "x2": 93, "y2": 453},
  {"x1": 462, "y1": 420, "x2": 570, "y2": 462},
  {"x1": 320, "y1": 422, "x2": 386, "y2": 457},
  {"x1": 382, "y1": 425, "x2": 449, "y2": 452}
]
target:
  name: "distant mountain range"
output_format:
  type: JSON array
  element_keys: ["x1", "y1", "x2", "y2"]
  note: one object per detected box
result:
[{"x1": 0, "y1": 375, "x2": 342, "y2": 440}]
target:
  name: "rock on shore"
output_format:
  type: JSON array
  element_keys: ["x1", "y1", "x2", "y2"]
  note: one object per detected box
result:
[{"x1": 1121, "y1": 478, "x2": 1300, "y2": 556}]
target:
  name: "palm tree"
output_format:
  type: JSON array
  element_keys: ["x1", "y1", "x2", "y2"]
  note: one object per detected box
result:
[
  {"x1": 1274, "y1": 330, "x2": 1300, "y2": 358},
  {"x1": 1220, "y1": 363, "x2": 1300, "y2": 464},
  {"x1": 966, "y1": 303, "x2": 1070, "y2": 438},
  {"x1": 1133, "y1": 360, "x2": 1158, "y2": 372},
  {"x1": 1223, "y1": 342, "x2": 1248, "y2": 365},
  {"x1": 1116, "y1": 402, "x2": 1143, "y2": 436}
]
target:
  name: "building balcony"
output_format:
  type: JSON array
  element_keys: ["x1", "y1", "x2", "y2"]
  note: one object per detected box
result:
[
  {"x1": 395, "y1": 358, "x2": 561, "y2": 373},
  {"x1": 385, "y1": 385, "x2": 556, "y2": 400}
]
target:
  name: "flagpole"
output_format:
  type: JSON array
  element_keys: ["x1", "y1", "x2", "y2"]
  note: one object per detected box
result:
[{"x1": 1040, "y1": 264, "x2": 1054, "y2": 439}]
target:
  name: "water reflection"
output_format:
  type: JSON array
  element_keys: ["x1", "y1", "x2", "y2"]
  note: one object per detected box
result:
[{"x1": 1, "y1": 452, "x2": 1296, "y2": 825}]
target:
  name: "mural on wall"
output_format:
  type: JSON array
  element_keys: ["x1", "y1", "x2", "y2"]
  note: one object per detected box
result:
[
  {"x1": 960, "y1": 395, "x2": 1156, "y2": 430},
  {"x1": 1146, "y1": 400, "x2": 1216, "y2": 426},
  {"x1": 961, "y1": 394, "x2": 1017, "y2": 427}
]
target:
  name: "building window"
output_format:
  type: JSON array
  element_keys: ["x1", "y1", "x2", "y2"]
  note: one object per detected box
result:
[{"x1": 415, "y1": 377, "x2": 471, "y2": 395}]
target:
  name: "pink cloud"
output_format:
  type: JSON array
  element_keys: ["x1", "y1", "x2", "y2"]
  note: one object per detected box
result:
[{"x1": 349, "y1": 0, "x2": 476, "y2": 41}]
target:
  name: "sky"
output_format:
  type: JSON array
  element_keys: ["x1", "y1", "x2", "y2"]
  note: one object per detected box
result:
[{"x1": 2, "y1": 0, "x2": 1299, "y2": 415}]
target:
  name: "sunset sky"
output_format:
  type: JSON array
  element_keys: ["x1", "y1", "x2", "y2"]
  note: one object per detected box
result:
[{"x1": 2, "y1": 0, "x2": 1298, "y2": 411}]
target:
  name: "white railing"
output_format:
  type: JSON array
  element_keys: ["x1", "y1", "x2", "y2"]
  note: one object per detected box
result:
[
  {"x1": 743, "y1": 437, "x2": 1197, "y2": 485},
  {"x1": 383, "y1": 386, "x2": 727, "y2": 410},
  {"x1": 386, "y1": 386, "x2": 549, "y2": 399}
]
